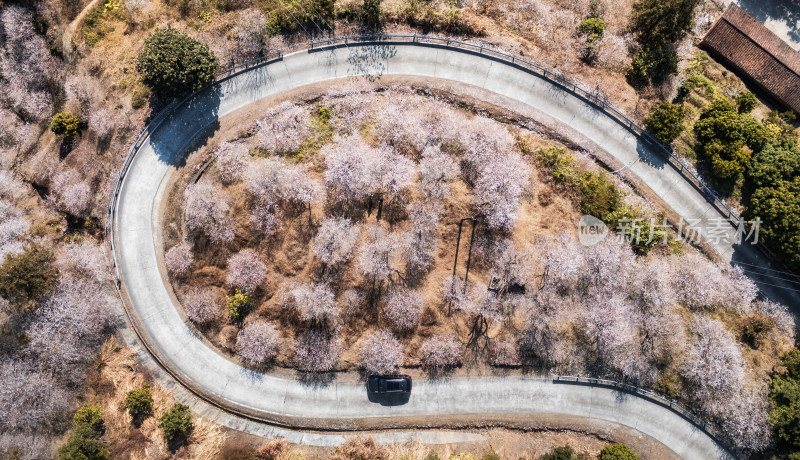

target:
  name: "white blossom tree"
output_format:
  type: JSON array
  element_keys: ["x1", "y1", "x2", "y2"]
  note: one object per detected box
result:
[
  {"x1": 236, "y1": 320, "x2": 281, "y2": 365},
  {"x1": 256, "y1": 102, "x2": 312, "y2": 155},
  {"x1": 311, "y1": 217, "x2": 360, "y2": 266},
  {"x1": 182, "y1": 287, "x2": 222, "y2": 324},
  {"x1": 358, "y1": 329, "x2": 404, "y2": 374},
  {"x1": 420, "y1": 335, "x2": 462, "y2": 370},
  {"x1": 184, "y1": 180, "x2": 235, "y2": 243},
  {"x1": 281, "y1": 281, "x2": 339, "y2": 325},
  {"x1": 383, "y1": 288, "x2": 423, "y2": 331},
  {"x1": 227, "y1": 249, "x2": 267, "y2": 293},
  {"x1": 165, "y1": 240, "x2": 194, "y2": 277},
  {"x1": 212, "y1": 141, "x2": 250, "y2": 184}
]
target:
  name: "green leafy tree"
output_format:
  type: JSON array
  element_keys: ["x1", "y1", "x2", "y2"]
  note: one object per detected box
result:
[
  {"x1": 744, "y1": 139, "x2": 800, "y2": 270},
  {"x1": 769, "y1": 349, "x2": 800, "y2": 456},
  {"x1": 627, "y1": 41, "x2": 679, "y2": 87},
  {"x1": 0, "y1": 245, "x2": 58, "y2": 306},
  {"x1": 267, "y1": 0, "x2": 336, "y2": 35},
  {"x1": 628, "y1": 0, "x2": 700, "y2": 87},
  {"x1": 693, "y1": 98, "x2": 761, "y2": 182},
  {"x1": 57, "y1": 405, "x2": 109, "y2": 460},
  {"x1": 645, "y1": 101, "x2": 685, "y2": 143},
  {"x1": 159, "y1": 403, "x2": 193, "y2": 442},
  {"x1": 630, "y1": 0, "x2": 701, "y2": 43},
  {"x1": 598, "y1": 443, "x2": 639, "y2": 460},
  {"x1": 50, "y1": 112, "x2": 84, "y2": 137},
  {"x1": 136, "y1": 27, "x2": 218, "y2": 101},
  {"x1": 737, "y1": 91, "x2": 758, "y2": 113},
  {"x1": 57, "y1": 423, "x2": 110, "y2": 460},
  {"x1": 125, "y1": 385, "x2": 154, "y2": 420}
]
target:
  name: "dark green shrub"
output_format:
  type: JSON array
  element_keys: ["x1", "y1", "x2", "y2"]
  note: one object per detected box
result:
[
  {"x1": 540, "y1": 444, "x2": 589, "y2": 460},
  {"x1": 136, "y1": 27, "x2": 218, "y2": 101},
  {"x1": 159, "y1": 403, "x2": 193, "y2": 442},
  {"x1": 645, "y1": 101, "x2": 685, "y2": 143},
  {"x1": 630, "y1": 0, "x2": 701, "y2": 43},
  {"x1": 0, "y1": 245, "x2": 58, "y2": 305},
  {"x1": 598, "y1": 443, "x2": 638, "y2": 460},
  {"x1": 627, "y1": 41, "x2": 679, "y2": 87},
  {"x1": 362, "y1": 0, "x2": 381, "y2": 26},
  {"x1": 578, "y1": 18, "x2": 605, "y2": 41},
  {"x1": 736, "y1": 91, "x2": 757, "y2": 113},
  {"x1": 267, "y1": 0, "x2": 335, "y2": 35},
  {"x1": 693, "y1": 98, "x2": 754, "y2": 182},
  {"x1": 125, "y1": 385, "x2": 154, "y2": 420},
  {"x1": 73, "y1": 405, "x2": 105, "y2": 435},
  {"x1": 424, "y1": 452, "x2": 441, "y2": 460},
  {"x1": 58, "y1": 405, "x2": 109, "y2": 460},
  {"x1": 131, "y1": 86, "x2": 150, "y2": 109},
  {"x1": 481, "y1": 451, "x2": 501, "y2": 460},
  {"x1": 57, "y1": 423, "x2": 110, "y2": 460},
  {"x1": 50, "y1": 112, "x2": 84, "y2": 137},
  {"x1": 579, "y1": 170, "x2": 623, "y2": 223}
]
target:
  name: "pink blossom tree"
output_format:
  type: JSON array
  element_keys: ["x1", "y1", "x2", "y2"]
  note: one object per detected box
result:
[
  {"x1": 382, "y1": 288, "x2": 423, "y2": 331},
  {"x1": 230, "y1": 10, "x2": 269, "y2": 62},
  {"x1": 489, "y1": 340, "x2": 520, "y2": 366},
  {"x1": 357, "y1": 224, "x2": 406, "y2": 283},
  {"x1": 51, "y1": 169, "x2": 91, "y2": 216},
  {"x1": 212, "y1": 141, "x2": 249, "y2": 185},
  {"x1": 281, "y1": 281, "x2": 339, "y2": 324},
  {"x1": 236, "y1": 320, "x2": 281, "y2": 365},
  {"x1": 56, "y1": 241, "x2": 110, "y2": 282},
  {"x1": 294, "y1": 328, "x2": 341, "y2": 372},
  {"x1": 256, "y1": 102, "x2": 311, "y2": 155},
  {"x1": 419, "y1": 335, "x2": 462, "y2": 370},
  {"x1": 323, "y1": 135, "x2": 415, "y2": 203},
  {"x1": 358, "y1": 329, "x2": 404, "y2": 374},
  {"x1": 680, "y1": 316, "x2": 746, "y2": 416},
  {"x1": 227, "y1": 249, "x2": 267, "y2": 293},
  {"x1": 184, "y1": 180, "x2": 235, "y2": 243},
  {"x1": 182, "y1": 287, "x2": 222, "y2": 324},
  {"x1": 419, "y1": 146, "x2": 459, "y2": 199},
  {"x1": 311, "y1": 217, "x2": 360, "y2": 266},
  {"x1": 165, "y1": 240, "x2": 194, "y2": 277}
]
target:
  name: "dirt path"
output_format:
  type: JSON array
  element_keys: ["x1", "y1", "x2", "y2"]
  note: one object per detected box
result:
[{"x1": 62, "y1": 0, "x2": 101, "y2": 62}]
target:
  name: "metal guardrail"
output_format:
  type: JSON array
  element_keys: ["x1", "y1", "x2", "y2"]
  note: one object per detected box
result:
[
  {"x1": 104, "y1": 35, "x2": 750, "y2": 452},
  {"x1": 212, "y1": 33, "x2": 744, "y2": 228},
  {"x1": 554, "y1": 375, "x2": 738, "y2": 457}
]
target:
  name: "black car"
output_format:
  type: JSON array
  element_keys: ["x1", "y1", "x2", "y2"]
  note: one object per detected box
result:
[{"x1": 367, "y1": 375, "x2": 412, "y2": 394}]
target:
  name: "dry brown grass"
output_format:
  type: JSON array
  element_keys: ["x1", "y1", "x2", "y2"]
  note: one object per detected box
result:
[{"x1": 90, "y1": 339, "x2": 226, "y2": 459}]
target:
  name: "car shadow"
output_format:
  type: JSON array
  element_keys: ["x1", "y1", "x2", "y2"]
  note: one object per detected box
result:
[{"x1": 366, "y1": 388, "x2": 411, "y2": 406}]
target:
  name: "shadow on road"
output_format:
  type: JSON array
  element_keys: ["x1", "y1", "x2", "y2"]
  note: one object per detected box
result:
[{"x1": 149, "y1": 85, "x2": 222, "y2": 167}]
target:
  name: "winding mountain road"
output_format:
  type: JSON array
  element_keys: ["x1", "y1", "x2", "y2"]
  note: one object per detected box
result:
[{"x1": 112, "y1": 39, "x2": 786, "y2": 459}]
